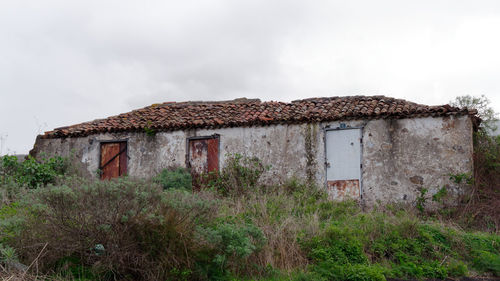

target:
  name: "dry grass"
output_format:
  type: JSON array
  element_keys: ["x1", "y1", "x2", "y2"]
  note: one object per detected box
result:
[
  {"x1": 456, "y1": 133, "x2": 500, "y2": 232},
  {"x1": 13, "y1": 178, "x2": 218, "y2": 280},
  {"x1": 216, "y1": 184, "x2": 326, "y2": 273}
]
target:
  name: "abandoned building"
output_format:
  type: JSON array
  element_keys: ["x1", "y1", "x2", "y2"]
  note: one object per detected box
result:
[{"x1": 30, "y1": 96, "x2": 477, "y2": 206}]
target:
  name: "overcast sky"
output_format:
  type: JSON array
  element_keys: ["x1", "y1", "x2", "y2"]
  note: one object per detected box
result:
[{"x1": 1, "y1": 0, "x2": 499, "y2": 155}]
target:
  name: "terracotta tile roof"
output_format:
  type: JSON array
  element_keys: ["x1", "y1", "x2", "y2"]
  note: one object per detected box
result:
[{"x1": 42, "y1": 96, "x2": 475, "y2": 138}]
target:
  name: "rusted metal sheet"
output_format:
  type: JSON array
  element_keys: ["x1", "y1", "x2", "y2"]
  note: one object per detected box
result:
[
  {"x1": 188, "y1": 136, "x2": 219, "y2": 189},
  {"x1": 189, "y1": 139, "x2": 208, "y2": 176},
  {"x1": 207, "y1": 138, "x2": 219, "y2": 172},
  {"x1": 325, "y1": 128, "x2": 362, "y2": 200},
  {"x1": 100, "y1": 142, "x2": 127, "y2": 180},
  {"x1": 327, "y1": 179, "x2": 360, "y2": 200}
]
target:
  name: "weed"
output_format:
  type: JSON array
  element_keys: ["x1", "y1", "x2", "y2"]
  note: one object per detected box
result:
[
  {"x1": 432, "y1": 186, "x2": 448, "y2": 203},
  {"x1": 153, "y1": 167, "x2": 192, "y2": 191},
  {"x1": 207, "y1": 153, "x2": 269, "y2": 196},
  {"x1": 197, "y1": 222, "x2": 266, "y2": 278},
  {"x1": 144, "y1": 121, "x2": 157, "y2": 136},
  {"x1": 416, "y1": 188, "x2": 428, "y2": 213}
]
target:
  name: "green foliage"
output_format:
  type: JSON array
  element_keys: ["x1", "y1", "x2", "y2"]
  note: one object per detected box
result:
[
  {"x1": 153, "y1": 167, "x2": 192, "y2": 191},
  {"x1": 299, "y1": 205, "x2": 500, "y2": 280},
  {"x1": 301, "y1": 225, "x2": 387, "y2": 281},
  {"x1": 447, "y1": 260, "x2": 469, "y2": 277},
  {"x1": 474, "y1": 130, "x2": 500, "y2": 172},
  {"x1": 463, "y1": 232, "x2": 500, "y2": 276},
  {"x1": 0, "y1": 153, "x2": 499, "y2": 280},
  {"x1": 290, "y1": 271, "x2": 326, "y2": 281},
  {"x1": 0, "y1": 243, "x2": 18, "y2": 264},
  {"x1": 415, "y1": 187, "x2": 428, "y2": 213},
  {"x1": 471, "y1": 250, "x2": 500, "y2": 275},
  {"x1": 0, "y1": 202, "x2": 26, "y2": 244},
  {"x1": 304, "y1": 225, "x2": 368, "y2": 266},
  {"x1": 449, "y1": 172, "x2": 474, "y2": 185},
  {"x1": 0, "y1": 155, "x2": 68, "y2": 188},
  {"x1": 14, "y1": 177, "x2": 217, "y2": 280},
  {"x1": 450, "y1": 94, "x2": 498, "y2": 131},
  {"x1": 312, "y1": 264, "x2": 386, "y2": 281},
  {"x1": 144, "y1": 120, "x2": 157, "y2": 136},
  {"x1": 465, "y1": 129, "x2": 500, "y2": 231},
  {"x1": 207, "y1": 153, "x2": 269, "y2": 196},
  {"x1": 197, "y1": 222, "x2": 266, "y2": 278},
  {"x1": 432, "y1": 186, "x2": 448, "y2": 203},
  {"x1": 54, "y1": 255, "x2": 101, "y2": 280}
]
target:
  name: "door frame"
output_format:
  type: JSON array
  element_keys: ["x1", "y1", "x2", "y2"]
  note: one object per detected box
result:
[
  {"x1": 98, "y1": 139, "x2": 129, "y2": 179},
  {"x1": 323, "y1": 126, "x2": 364, "y2": 199},
  {"x1": 185, "y1": 134, "x2": 220, "y2": 170}
]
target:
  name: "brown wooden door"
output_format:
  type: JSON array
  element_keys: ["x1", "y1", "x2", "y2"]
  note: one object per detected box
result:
[
  {"x1": 100, "y1": 142, "x2": 127, "y2": 180},
  {"x1": 188, "y1": 136, "x2": 219, "y2": 188}
]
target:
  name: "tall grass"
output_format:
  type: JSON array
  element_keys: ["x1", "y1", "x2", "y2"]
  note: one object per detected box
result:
[{"x1": 0, "y1": 154, "x2": 499, "y2": 280}]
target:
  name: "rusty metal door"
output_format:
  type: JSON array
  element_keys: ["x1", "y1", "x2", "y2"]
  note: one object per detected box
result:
[
  {"x1": 325, "y1": 129, "x2": 362, "y2": 200},
  {"x1": 100, "y1": 142, "x2": 127, "y2": 180},
  {"x1": 188, "y1": 136, "x2": 219, "y2": 188}
]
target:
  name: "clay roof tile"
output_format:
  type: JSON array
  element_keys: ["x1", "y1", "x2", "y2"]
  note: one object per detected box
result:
[{"x1": 41, "y1": 96, "x2": 474, "y2": 138}]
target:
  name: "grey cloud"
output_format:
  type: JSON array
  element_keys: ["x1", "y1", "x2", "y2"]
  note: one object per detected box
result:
[{"x1": 1, "y1": 0, "x2": 500, "y2": 154}]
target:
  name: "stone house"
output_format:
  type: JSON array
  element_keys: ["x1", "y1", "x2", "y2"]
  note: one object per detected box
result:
[{"x1": 30, "y1": 96, "x2": 477, "y2": 206}]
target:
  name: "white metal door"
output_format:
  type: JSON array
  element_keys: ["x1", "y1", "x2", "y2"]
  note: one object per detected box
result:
[{"x1": 325, "y1": 128, "x2": 361, "y2": 200}]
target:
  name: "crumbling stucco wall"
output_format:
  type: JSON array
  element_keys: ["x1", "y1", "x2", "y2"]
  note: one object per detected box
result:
[
  {"x1": 360, "y1": 116, "x2": 473, "y2": 207},
  {"x1": 31, "y1": 115, "x2": 473, "y2": 206},
  {"x1": 31, "y1": 124, "x2": 318, "y2": 184}
]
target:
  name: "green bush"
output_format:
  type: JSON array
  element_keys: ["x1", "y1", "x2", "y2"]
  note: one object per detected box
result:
[
  {"x1": 471, "y1": 250, "x2": 500, "y2": 275},
  {"x1": 207, "y1": 153, "x2": 269, "y2": 196},
  {"x1": 299, "y1": 206, "x2": 500, "y2": 280},
  {"x1": 312, "y1": 264, "x2": 386, "y2": 281},
  {"x1": 153, "y1": 167, "x2": 192, "y2": 191},
  {"x1": 197, "y1": 222, "x2": 266, "y2": 279},
  {"x1": 0, "y1": 155, "x2": 68, "y2": 188},
  {"x1": 15, "y1": 177, "x2": 217, "y2": 280},
  {"x1": 447, "y1": 260, "x2": 468, "y2": 277},
  {"x1": 0, "y1": 202, "x2": 25, "y2": 244},
  {"x1": 304, "y1": 225, "x2": 368, "y2": 266},
  {"x1": 300, "y1": 224, "x2": 388, "y2": 281},
  {"x1": 0, "y1": 153, "x2": 498, "y2": 280},
  {"x1": 291, "y1": 271, "x2": 327, "y2": 281}
]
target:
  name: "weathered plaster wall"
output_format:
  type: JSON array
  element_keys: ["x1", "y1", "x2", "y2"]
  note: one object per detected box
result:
[
  {"x1": 31, "y1": 115, "x2": 473, "y2": 206},
  {"x1": 31, "y1": 124, "x2": 317, "y2": 184},
  {"x1": 359, "y1": 116, "x2": 473, "y2": 207}
]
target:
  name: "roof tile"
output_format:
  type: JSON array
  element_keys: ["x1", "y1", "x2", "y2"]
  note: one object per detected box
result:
[{"x1": 42, "y1": 95, "x2": 475, "y2": 138}]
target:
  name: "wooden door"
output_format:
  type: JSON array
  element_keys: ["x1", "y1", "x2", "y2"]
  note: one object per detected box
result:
[
  {"x1": 188, "y1": 136, "x2": 219, "y2": 188},
  {"x1": 100, "y1": 142, "x2": 127, "y2": 179}
]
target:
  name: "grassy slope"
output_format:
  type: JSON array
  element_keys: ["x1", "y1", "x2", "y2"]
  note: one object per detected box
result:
[
  {"x1": 217, "y1": 181, "x2": 500, "y2": 281},
  {"x1": 0, "y1": 155, "x2": 498, "y2": 280}
]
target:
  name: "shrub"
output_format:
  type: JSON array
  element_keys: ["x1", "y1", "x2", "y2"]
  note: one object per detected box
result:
[
  {"x1": 196, "y1": 222, "x2": 266, "y2": 278},
  {"x1": 215, "y1": 178, "x2": 330, "y2": 276},
  {"x1": 207, "y1": 153, "x2": 268, "y2": 196},
  {"x1": 0, "y1": 202, "x2": 25, "y2": 244},
  {"x1": 471, "y1": 250, "x2": 500, "y2": 275},
  {"x1": 1, "y1": 152, "x2": 498, "y2": 280},
  {"x1": 467, "y1": 131, "x2": 500, "y2": 231},
  {"x1": 15, "y1": 177, "x2": 217, "y2": 280},
  {"x1": 311, "y1": 264, "x2": 386, "y2": 281},
  {"x1": 0, "y1": 180, "x2": 26, "y2": 206},
  {"x1": 303, "y1": 225, "x2": 368, "y2": 266},
  {"x1": 299, "y1": 205, "x2": 500, "y2": 280},
  {"x1": 299, "y1": 223, "x2": 389, "y2": 281},
  {"x1": 0, "y1": 155, "x2": 68, "y2": 188},
  {"x1": 153, "y1": 167, "x2": 192, "y2": 191}
]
